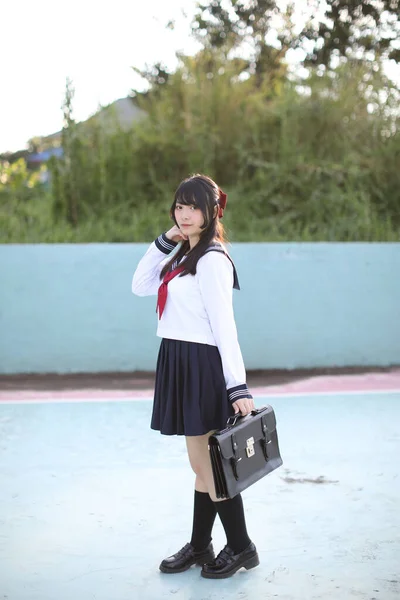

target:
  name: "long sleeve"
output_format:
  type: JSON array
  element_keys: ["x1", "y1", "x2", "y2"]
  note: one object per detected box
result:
[
  {"x1": 196, "y1": 252, "x2": 253, "y2": 403},
  {"x1": 132, "y1": 233, "x2": 178, "y2": 297}
]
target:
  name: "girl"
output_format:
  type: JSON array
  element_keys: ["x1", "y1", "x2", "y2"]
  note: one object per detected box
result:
[{"x1": 131, "y1": 174, "x2": 259, "y2": 579}]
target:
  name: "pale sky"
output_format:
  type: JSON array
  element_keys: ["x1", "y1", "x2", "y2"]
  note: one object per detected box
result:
[
  {"x1": 0, "y1": 0, "x2": 200, "y2": 153},
  {"x1": 1, "y1": 0, "x2": 398, "y2": 153}
]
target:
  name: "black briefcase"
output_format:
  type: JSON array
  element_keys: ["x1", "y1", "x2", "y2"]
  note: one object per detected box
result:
[{"x1": 208, "y1": 406, "x2": 283, "y2": 499}]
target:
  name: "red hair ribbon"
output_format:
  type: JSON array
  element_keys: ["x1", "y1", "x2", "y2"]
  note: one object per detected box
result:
[
  {"x1": 156, "y1": 265, "x2": 184, "y2": 319},
  {"x1": 218, "y1": 188, "x2": 227, "y2": 218}
]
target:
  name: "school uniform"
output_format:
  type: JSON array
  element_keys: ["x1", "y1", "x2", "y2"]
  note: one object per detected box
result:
[{"x1": 132, "y1": 233, "x2": 253, "y2": 436}]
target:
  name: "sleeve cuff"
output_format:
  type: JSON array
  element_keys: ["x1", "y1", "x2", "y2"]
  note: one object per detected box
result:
[
  {"x1": 155, "y1": 233, "x2": 178, "y2": 255},
  {"x1": 228, "y1": 384, "x2": 253, "y2": 404}
]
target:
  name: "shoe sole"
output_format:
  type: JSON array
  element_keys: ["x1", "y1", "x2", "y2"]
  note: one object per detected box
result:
[
  {"x1": 159, "y1": 551, "x2": 215, "y2": 574},
  {"x1": 200, "y1": 552, "x2": 260, "y2": 579}
]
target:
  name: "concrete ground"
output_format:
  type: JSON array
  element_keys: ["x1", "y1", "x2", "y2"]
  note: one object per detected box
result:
[{"x1": 0, "y1": 371, "x2": 399, "y2": 600}]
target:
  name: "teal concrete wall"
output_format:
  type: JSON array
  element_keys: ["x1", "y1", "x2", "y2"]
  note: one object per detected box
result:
[{"x1": 1, "y1": 243, "x2": 399, "y2": 374}]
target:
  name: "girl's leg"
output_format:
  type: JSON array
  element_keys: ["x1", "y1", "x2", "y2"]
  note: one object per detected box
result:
[
  {"x1": 159, "y1": 432, "x2": 217, "y2": 574},
  {"x1": 186, "y1": 433, "x2": 259, "y2": 579},
  {"x1": 185, "y1": 433, "x2": 218, "y2": 550},
  {"x1": 214, "y1": 494, "x2": 251, "y2": 554},
  {"x1": 185, "y1": 432, "x2": 219, "y2": 502},
  {"x1": 185, "y1": 433, "x2": 251, "y2": 552},
  {"x1": 190, "y1": 490, "x2": 217, "y2": 550}
]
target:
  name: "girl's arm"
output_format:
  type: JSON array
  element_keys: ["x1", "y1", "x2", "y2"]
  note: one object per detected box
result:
[
  {"x1": 197, "y1": 252, "x2": 253, "y2": 404},
  {"x1": 132, "y1": 233, "x2": 179, "y2": 297}
]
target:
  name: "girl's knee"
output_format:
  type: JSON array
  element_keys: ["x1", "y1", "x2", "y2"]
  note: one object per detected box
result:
[{"x1": 188, "y1": 456, "x2": 203, "y2": 476}]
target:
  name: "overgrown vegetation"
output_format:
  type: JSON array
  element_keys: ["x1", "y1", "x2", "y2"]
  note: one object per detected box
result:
[{"x1": 1, "y1": 1, "x2": 399, "y2": 243}]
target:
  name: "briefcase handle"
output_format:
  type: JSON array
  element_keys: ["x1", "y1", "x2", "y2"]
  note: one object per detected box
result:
[{"x1": 226, "y1": 407, "x2": 266, "y2": 428}]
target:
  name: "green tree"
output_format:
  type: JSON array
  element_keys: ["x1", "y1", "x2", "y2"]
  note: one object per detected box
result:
[
  {"x1": 132, "y1": 62, "x2": 171, "y2": 100},
  {"x1": 302, "y1": 0, "x2": 400, "y2": 66},
  {"x1": 51, "y1": 78, "x2": 84, "y2": 226},
  {"x1": 192, "y1": 0, "x2": 292, "y2": 87}
]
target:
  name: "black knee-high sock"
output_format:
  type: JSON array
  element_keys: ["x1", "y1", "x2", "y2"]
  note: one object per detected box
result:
[
  {"x1": 215, "y1": 494, "x2": 251, "y2": 554},
  {"x1": 190, "y1": 490, "x2": 217, "y2": 551}
]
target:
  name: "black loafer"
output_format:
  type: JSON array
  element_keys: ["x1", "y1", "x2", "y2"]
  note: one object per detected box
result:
[
  {"x1": 159, "y1": 542, "x2": 215, "y2": 574},
  {"x1": 201, "y1": 542, "x2": 259, "y2": 579}
]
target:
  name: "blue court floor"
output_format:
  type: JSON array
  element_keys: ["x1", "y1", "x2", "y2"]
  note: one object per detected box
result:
[{"x1": 0, "y1": 392, "x2": 399, "y2": 600}]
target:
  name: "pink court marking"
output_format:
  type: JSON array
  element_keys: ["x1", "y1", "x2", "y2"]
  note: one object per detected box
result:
[{"x1": 1, "y1": 370, "x2": 399, "y2": 403}]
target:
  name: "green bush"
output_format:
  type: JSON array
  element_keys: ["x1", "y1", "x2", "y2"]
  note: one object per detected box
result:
[{"x1": 1, "y1": 55, "x2": 399, "y2": 243}]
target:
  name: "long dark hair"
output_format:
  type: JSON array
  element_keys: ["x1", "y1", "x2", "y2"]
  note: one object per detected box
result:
[{"x1": 160, "y1": 174, "x2": 227, "y2": 279}]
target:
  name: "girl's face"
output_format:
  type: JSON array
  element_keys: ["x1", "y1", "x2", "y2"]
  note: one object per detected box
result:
[{"x1": 175, "y1": 202, "x2": 205, "y2": 243}]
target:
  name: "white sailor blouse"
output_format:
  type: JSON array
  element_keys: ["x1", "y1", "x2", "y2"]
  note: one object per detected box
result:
[{"x1": 132, "y1": 233, "x2": 253, "y2": 404}]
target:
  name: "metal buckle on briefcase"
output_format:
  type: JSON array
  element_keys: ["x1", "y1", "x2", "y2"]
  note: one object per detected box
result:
[{"x1": 246, "y1": 437, "x2": 255, "y2": 458}]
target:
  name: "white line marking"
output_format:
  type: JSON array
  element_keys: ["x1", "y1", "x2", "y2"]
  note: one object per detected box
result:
[
  {"x1": 253, "y1": 388, "x2": 400, "y2": 398},
  {"x1": 0, "y1": 388, "x2": 399, "y2": 405}
]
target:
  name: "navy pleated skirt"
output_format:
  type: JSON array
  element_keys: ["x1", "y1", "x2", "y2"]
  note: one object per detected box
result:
[{"x1": 151, "y1": 338, "x2": 234, "y2": 436}]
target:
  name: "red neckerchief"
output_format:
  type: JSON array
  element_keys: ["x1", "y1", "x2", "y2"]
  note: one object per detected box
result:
[{"x1": 156, "y1": 265, "x2": 185, "y2": 319}]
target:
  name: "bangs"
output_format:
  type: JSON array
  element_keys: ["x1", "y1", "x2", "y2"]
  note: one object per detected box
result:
[
  {"x1": 174, "y1": 190, "x2": 198, "y2": 207},
  {"x1": 174, "y1": 179, "x2": 212, "y2": 211}
]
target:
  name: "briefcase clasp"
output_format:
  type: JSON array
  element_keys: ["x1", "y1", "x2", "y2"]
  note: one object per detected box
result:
[{"x1": 246, "y1": 437, "x2": 255, "y2": 458}]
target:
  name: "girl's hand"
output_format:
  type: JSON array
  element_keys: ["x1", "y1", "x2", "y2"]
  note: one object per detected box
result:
[
  {"x1": 165, "y1": 225, "x2": 188, "y2": 243},
  {"x1": 232, "y1": 397, "x2": 255, "y2": 417}
]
